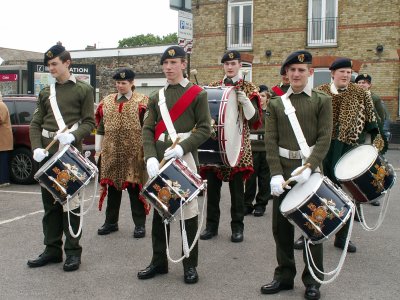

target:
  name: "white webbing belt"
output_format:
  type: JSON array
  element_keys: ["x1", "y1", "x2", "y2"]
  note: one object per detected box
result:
[
  {"x1": 158, "y1": 132, "x2": 191, "y2": 142},
  {"x1": 279, "y1": 145, "x2": 315, "y2": 160}
]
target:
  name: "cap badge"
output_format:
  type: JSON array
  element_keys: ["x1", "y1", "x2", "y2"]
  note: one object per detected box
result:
[
  {"x1": 46, "y1": 51, "x2": 54, "y2": 59},
  {"x1": 350, "y1": 60, "x2": 353, "y2": 67},
  {"x1": 120, "y1": 72, "x2": 126, "y2": 79},
  {"x1": 298, "y1": 54, "x2": 305, "y2": 62},
  {"x1": 363, "y1": 73, "x2": 368, "y2": 77},
  {"x1": 168, "y1": 49, "x2": 175, "y2": 57},
  {"x1": 228, "y1": 53, "x2": 234, "y2": 59}
]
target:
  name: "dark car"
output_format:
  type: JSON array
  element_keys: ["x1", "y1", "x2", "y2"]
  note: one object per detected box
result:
[{"x1": 3, "y1": 95, "x2": 95, "y2": 184}]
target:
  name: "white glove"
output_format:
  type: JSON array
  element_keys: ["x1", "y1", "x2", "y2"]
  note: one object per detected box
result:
[
  {"x1": 290, "y1": 167, "x2": 312, "y2": 184},
  {"x1": 55, "y1": 132, "x2": 75, "y2": 145},
  {"x1": 237, "y1": 90, "x2": 255, "y2": 119},
  {"x1": 164, "y1": 145, "x2": 184, "y2": 161},
  {"x1": 146, "y1": 157, "x2": 159, "y2": 178},
  {"x1": 270, "y1": 175, "x2": 291, "y2": 197},
  {"x1": 33, "y1": 148, "x2": 49, "y2": 162},
  {"x1": 95, "y1": 134, "x2": 104, "y2": 152}
]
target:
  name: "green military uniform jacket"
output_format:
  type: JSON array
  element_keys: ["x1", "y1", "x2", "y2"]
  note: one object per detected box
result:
[
  {"x1": 142, "y1": 79, "x2": 212, "y2": 163},
  {"x1": 371, "y1": 92, "x2": 386, "y2": 127},
  {"x1": 30, "y1": 76, "x2": 95, "y2": 154},
  {"x1": 265, "y1": 88, "x2": 333, "y2": 179},
  {"x1": 249, "y1": 109, "x2": 267, "y2": 152}
]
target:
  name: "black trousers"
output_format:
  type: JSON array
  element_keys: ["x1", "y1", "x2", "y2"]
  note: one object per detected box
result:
[
  {"x1": 272, "y1": 191, "x2": 324, "y2": 287},
  {"x1": 151, "y1": 211, "x2": 198, "y2": 271},
  {"x1": 205, "y1": 170, "x2": 245, "y2": 232},
  {"x1": 244, "y1": 151, "x2": 271, "y2": 209},
  {"x1": 104, "y1": 185, "x2": 146, "y2": 227}
]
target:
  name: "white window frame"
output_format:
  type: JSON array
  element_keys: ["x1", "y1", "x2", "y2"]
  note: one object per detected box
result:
[
  {"x1": 227, "y1": 0, "x2": 253, "y2": 50},
  {"x1": 307, "y1": 0, "x2": 338, "y2": 46}
]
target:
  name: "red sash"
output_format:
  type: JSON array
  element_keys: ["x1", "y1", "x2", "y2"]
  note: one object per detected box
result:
[
  {"x1": 272, "y1": 85, "x2": 285, "y2": 96},
  {"x1": 154, "y1": 85, "x2": 202, "y2": 141}
]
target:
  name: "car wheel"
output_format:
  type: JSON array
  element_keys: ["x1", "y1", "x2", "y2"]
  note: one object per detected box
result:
[{"x1": 10, "y1": 147, "x2": 39, "y2": 184}]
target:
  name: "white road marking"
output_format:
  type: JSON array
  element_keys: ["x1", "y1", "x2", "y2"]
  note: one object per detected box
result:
[
  {"x1": 0, "y1": 210, "x2": 44, "y2": 225},
  {"x1": 0, "y1": 190, "x2": 41, "y2": 195}
]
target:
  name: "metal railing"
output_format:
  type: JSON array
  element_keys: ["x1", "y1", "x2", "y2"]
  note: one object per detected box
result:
[
  {"x1": 307, "y1": 17, "x2": 337, "y2": 46},
  {"x1": 227, "y1": 23, "x2": 253, "y2": 48}
]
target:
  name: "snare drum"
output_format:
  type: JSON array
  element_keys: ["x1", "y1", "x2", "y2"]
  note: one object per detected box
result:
[
  {"x1": 141, "y1": 158, "x2": 205, "y2": 223},
  {"x1": 34, "y1": 145, "x2": 98, "y2": 205},
  {"x1": 334, "y1": 145, "x2": 396, "y2": 203},
  {"x1": 280, "y1": 173, "x2": 354, "y2": 244},
  {"x1": 198, "y1": 86, "x2": 244, "y2": 167}
]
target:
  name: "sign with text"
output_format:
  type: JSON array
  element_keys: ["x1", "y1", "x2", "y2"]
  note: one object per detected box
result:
[
  {"x1": 178, "y1": 10, "x2": 193, "y2": 40},
  {"x1": 0, "y1": 73, "x2": 18, "y2": 82}
]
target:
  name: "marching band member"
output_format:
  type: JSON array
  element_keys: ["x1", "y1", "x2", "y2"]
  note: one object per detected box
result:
[
  {"x1": 28, "y1": 44, "x2": 95, "y2": 272},
  {"x1": 95, "y1": 68, "x2": 149, "y2": 238},
  {"x1": 262, "y1": 50, "x2": 332, "y2": 300},
  {"x1": 200, "y1": 50, "x2": 262, "y2": 243},
  {"x1": 270, "y1": 66, "x2": 291, "y2": 97},
  {"x1": 138, "y1": 46, "x2": 211, "y2": 284}
]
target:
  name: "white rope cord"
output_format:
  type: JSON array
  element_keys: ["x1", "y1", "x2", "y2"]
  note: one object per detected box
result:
[
  {"x1": 165, "y1": 182, "x2": 207, "y2": 264},
  {"x1": 358, "y1": 189, "x2": 391, "y2": 231},
  {"x1": 305, "y1": 205, "x2": 355, "y2": 284},
  {"x1": 68, "y1": 172, "x2": 99, "y2": 217}
]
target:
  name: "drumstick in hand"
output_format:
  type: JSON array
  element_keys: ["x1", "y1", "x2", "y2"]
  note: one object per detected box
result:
[
  {"x1": 45, "y1": 126, "x2": 69, "y2": 152},
  {"x1": 159, "y1": 137, "x2": 181, "y2": 168},
  {"x1": 282, "y1": 163, "x2": 311, "y2": 188}
]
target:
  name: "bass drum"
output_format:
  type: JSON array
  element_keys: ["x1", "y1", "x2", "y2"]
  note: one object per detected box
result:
[{"x1": 198, "y1": 86, "x2": 244, "y2": 167}]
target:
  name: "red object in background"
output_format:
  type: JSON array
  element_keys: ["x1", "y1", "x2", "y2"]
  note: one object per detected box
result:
[{"x1": 0, "y1": 74, "x2": 18, "y2": 81}]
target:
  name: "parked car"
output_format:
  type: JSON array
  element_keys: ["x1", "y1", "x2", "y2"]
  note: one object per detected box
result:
[{"x1": 2, "y1": 95, "x2": 95, "y2": 184}]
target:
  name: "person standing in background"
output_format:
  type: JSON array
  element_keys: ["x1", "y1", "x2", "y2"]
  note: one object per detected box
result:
[{"x1": 0, "y1": 92, "x2": 13, "y2": 187}]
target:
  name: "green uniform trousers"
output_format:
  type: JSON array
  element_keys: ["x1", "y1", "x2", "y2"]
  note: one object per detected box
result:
[
  {"x1": 272, "y1": 191, "x2": 324, "y2": 287},
  {"x1": 205, "y1": 170, "x2": 245, "y2": 232},
  {"x1": 151, "y1": 211, "x2": 198, "y2": 271},
  {"x1": 41, "y1": 187, "x2": 82, "y2": 258},
  {"x1": 104, "y1": 185, "x2": 146, "y2": 227},
  {"x1": 244, "y1": 151, "x2": 272, "y2": 210}
]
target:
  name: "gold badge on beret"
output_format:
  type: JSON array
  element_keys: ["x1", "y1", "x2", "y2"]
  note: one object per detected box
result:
[
  {"x1": 46, "y1": 51, "x2": 54, "y2": 58},
  {"x1": 298, "y1": 54, "x2": 305, "y2": 62},
  {"x1": 120, "y1": 72, "x2": 126, "y2": 79},
  {"x1": 350, "y1": 60, "x2": 353, "y2": 67},
  {"x1": 363, "y1": 73, "x2": 368, "y2": 78},
  {"x1": 228, "y1": 53, "x2": 234, "y2": 59},
  {"x1": 168, "y1": 49, "x2": 175, "y2": 57}
]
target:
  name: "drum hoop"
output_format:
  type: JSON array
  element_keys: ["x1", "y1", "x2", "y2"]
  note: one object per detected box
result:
[
  {"x1": 34, "y1": 145, "x2": 71, "y2": 178},
  {"x1": 335, "y1": 145, "x2": 379, "y2": 181}
]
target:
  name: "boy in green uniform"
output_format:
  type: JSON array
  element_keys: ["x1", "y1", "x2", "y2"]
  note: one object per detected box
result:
[
  {"x1": 138, "y1": 46, "x2": 211, "y2": 284},
  {"x1": 262, "y1": 50, "x2": 332, "y2": 300},
  {"x1": 28, "y1": 44, "x2": 95, "y2": 272}
]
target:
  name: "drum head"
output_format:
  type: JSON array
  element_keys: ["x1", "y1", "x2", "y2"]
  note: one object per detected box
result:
[
  {"x1": 335, "y1": 145, "x2": 378, "y2": 181},
  {"x1": 280, "y1": 173, "x2": 323, "y2": 213},
  {"x1": 221, "y1": 87, "x2": 243, "y2": 167}
]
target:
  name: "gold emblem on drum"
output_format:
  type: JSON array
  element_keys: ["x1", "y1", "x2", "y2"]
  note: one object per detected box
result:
[{"x1": 371, "y1": 164, "x2": 389, "y2": 192}]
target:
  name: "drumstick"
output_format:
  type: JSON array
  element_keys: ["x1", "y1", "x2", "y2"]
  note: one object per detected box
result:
[
  {"x1": 190, "y1": 69, "x2": 199, "y2": 85},
  {"x1": 159, "y1": 137, "x2": 181, "y2": 168},
  {"x1": 282, "y1": 163, "x2": 311, "y2": 188},
  {"x1": 44, "y1": 126, "x2": 69, "y2": 152}
]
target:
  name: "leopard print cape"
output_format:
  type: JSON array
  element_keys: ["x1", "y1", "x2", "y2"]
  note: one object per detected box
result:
[
  {"x1": 317, "y1": 82, "x2": 376, "y2": 145},
  {"x1": 200, "y1": 80, "x2": 261, "y2": 182},
  {"x1": 100, "y1": 93, "x2": 148, "y2": 190}
]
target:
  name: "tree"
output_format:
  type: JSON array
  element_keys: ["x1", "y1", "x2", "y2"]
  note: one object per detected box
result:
[{"x1": 118, "y1": 33, "x2": 178, "y2": 48}]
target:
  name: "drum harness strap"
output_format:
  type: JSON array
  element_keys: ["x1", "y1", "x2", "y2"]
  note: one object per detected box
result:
[
  {"x1": 158, "y1": 86, "x2": 207, "y2": 262},
  {"x1": 281, "y1": 93, "x2": 356, "y2": 284},
  {"x1": 48, "y1": 84, "x2": 98, "y2": 238}
]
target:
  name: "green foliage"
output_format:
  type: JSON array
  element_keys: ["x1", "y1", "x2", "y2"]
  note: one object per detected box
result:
[{"x1": 118, "y1": 33, "x2": 178, "y2": 48}]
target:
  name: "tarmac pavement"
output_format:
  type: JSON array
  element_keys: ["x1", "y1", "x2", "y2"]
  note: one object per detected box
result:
[{"x1": 0, "y1": 149, "x2": 399, "y2": 300}]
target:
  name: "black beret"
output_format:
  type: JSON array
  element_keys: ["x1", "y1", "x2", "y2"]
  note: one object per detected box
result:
[
  {"x1": 329, "y1": 58, "x2": 353, "y2": 70},
  {"x1": 355, "y1": 73, "x2": 372, "y2": 83},
  {"x1": 221, "y1": 50, "x2": 241, "y2": 63},
  {"x1": 281, "y1": 50, "x2": 312, "y2": 73},
  {"x1": 44, "y1": 44, "x2": 66, "y2": 65},
  {"x1": 259, "y1": 85, "x2": 269, "y2": 93},
  {"x1": 160, "y1": 46, "x2": 186, "y2": 64},
  {"x1": 112, "y1": 68, "x2": 135, "y2": 80}
]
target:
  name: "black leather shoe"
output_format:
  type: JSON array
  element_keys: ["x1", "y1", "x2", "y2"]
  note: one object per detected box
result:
[
  {"x1": 260, "y1": 279, "x2": 294, "y2": 294},
  {"x1": 63, "y1": 255, "x2": 81, "y2": 272},
  {"x1": 305, "y1": 284, "x2": 320, "y2": 300},
  {"x1": 294, "y1": 236, "x2": 305, "y2": 250},
  {"x1": 334, "y1": 238, "x2": 357, "y2": 253},
  {"x1": 27, "y1": 253, "x2": 62, "y2": 268},
  {"x1": 253, "y1": 206, "x2": 265, "y2": 217},
  {"x1": 184, "y1": 267, "x2": 199, "y2": 284},
  {"x1": 200, "y1": 228, "x2": 218, "y2": 240},
  {"x1": 137, "y1": 264, "x2": 168, "y2": 279},
  {"x1": 97, "y1": 223, "x2": 118, "y2": 235},
  {"x1": 370, "y1": 200, "x2": 381, "y2": 206},
  {"x1": 133, "y1": 225, "x2": 146, "y2": 238},
  {"x1": 244, "y1": 206, "x2": 254, "y2": 215},
  {"x1": 231, "y1": 230, "x2": 243, "y2": 243}
]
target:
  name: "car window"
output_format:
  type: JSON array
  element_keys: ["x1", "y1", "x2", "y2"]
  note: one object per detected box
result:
[
  {"x1": 15, "y1": 101, "x2": 36, "y2": 125},
  {"x1": 4, "y1": 101, "x2": 17, "y2": 125}
]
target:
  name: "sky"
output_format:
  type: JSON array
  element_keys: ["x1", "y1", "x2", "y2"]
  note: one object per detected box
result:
[{"x1": 1, "y1": 0, "x2": 179, "y2": 52}]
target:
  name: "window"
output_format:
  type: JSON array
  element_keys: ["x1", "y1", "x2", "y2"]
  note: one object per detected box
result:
[
  {"x1": 15, "y1": 101, "x2": 36, "y2": 125},
  {"x1": 308, "y1": 0, "x2": 338, "y2": 46},
  {"x1": 309, "y1": 68, "x2": 358, "y2": 88},
  {"x1": 227, "y1": 0, "x2": 253, "y2": 49}
]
